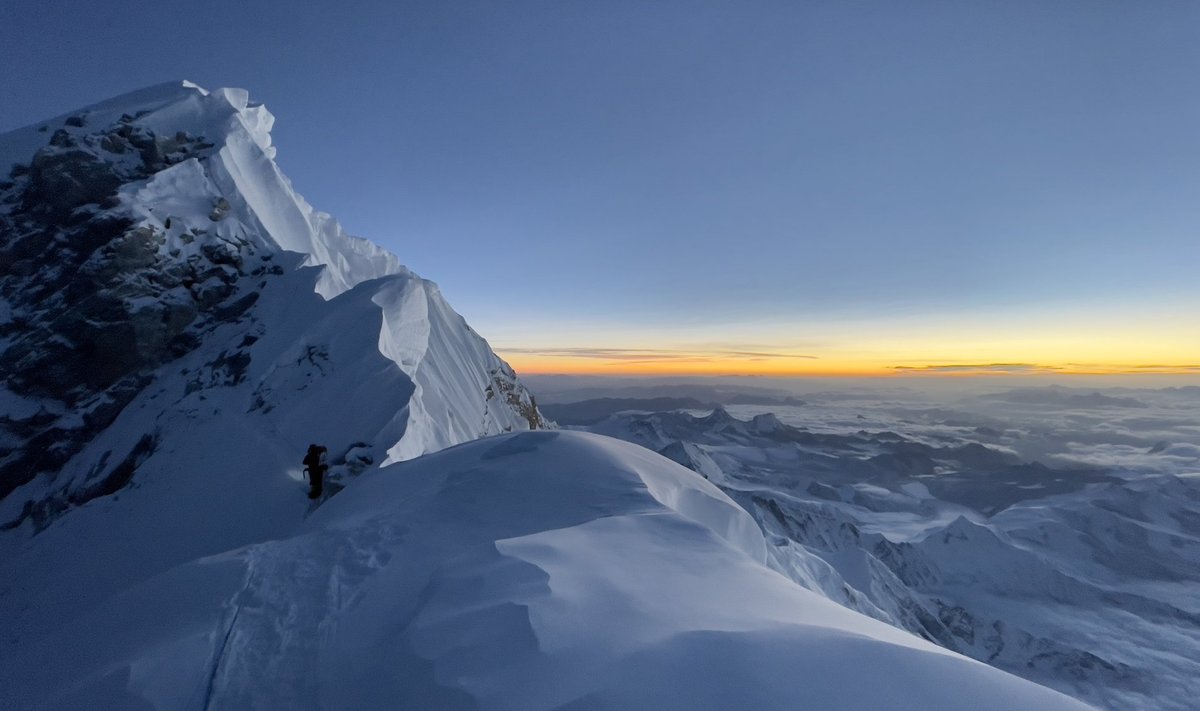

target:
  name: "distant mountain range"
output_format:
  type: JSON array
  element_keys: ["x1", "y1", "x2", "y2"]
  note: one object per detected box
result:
[
  {"x1": 586, "y1": 404, "x2": 1200, "y2": 711},
  {"x1": 540, "y1": 393, "x2": 808, "y2": 426}
]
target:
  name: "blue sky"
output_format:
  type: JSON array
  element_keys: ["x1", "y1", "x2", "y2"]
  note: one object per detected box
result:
[{"x1": 3, "y1": 1, "x2": 1198, "y2": 374}]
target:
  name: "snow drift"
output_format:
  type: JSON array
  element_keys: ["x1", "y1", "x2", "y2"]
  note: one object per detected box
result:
[
  {"x1": 588, "y1": 402, "x2": 1200, "y2": 710},
  {"x1": 3, "y1": 431, "x2": 1092, "y2": 710}
]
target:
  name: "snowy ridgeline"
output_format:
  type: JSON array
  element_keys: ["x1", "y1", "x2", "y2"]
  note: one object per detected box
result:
[
  {"x1": 0, "y1": 80, "x2": 543, "y2": 529},
  {"x1": 583, "y1": 397, "x2": 1200, "y2": 711},
  {"x1": 0, "y1": 82, "x2": 1095, "y2": 710},
  {"x1": 3, "y1": 432, "x2": 1091, "y2": 710}
]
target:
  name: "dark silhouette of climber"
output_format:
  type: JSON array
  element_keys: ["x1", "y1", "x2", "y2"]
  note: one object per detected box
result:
[{"x1": 303, "y1": 444, "x2": 328, "y2": 499}]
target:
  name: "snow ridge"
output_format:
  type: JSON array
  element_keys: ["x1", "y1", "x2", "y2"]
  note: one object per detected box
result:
[
  {"x1": 2, "y1": 431, "x2": 1093, "y2": 711},
  {"x1": 0, "y1": 80, "x2": 545, "y2": 523},
  {"x1": 588, "y1": 404, "x2": 1200, "y2": 711},
  {"x1": 0, "y1": 83, "x2": 1098, "y2": 711}
]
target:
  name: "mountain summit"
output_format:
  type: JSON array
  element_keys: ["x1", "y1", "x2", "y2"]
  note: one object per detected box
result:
[
  {"x1": 1, "y1": 84, "x2": 1090, "y2": 710},
  {"x1": 0, "y1": 80, "x2": 544, "y2": 527}
]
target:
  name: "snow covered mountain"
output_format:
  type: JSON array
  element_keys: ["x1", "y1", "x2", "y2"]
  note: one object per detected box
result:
[
  {"x1": 586, "y1": 403, "x2": 1200, "y2": 710},
  {"x1": 4, "y1": 431, "x2": 1092, "y2": 710},
  {"x1": 0, "y1": 81, "x2": 543, "y2": 528},
  {"x1": 2, "y1": 83, "x2": 1094, "y2": 710},
  {"x1": 0, "y1": 81, "x2": 544, "y2": 671}
]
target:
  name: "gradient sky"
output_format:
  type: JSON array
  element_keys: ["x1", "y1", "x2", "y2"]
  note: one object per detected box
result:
[{"x1": 3, "y1": 1, "x2": 1198, "y2": 376}]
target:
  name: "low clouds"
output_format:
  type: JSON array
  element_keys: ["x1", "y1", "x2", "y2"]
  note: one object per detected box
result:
[
  {"x1": 978, "y1": 388, "x2": 1148, "y2": 409},
  {"x1": 535, "y1": 376, "x2": 1200, "y2": 475},
  {"x1": 947, "y1": 388, "x2": 1200, "y2": 472},
  {"x1": 1130, "y1": 365, "x2": 1200, "y2": 373}
]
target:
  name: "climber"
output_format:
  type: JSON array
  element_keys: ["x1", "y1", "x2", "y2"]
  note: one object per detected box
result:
[{"x1": 303, "y1": 444, "x2": 329, "y2": 500}]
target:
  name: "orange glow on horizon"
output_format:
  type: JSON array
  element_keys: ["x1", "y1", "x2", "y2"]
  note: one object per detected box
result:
[
  {"x1": 494, "y1": 321, "x2": 1200, "y2": 378},
  {"x1": 504, "y1": 357, "x2": 886, "y2": 377},
  {"x1": 499, "y1": 353, "x2": 1200, "y2": 378}
]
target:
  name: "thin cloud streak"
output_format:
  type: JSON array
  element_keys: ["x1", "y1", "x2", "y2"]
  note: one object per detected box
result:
[
  {"x1": 601, "y1": 358, "x2": 721, "y2": 366},
  {"x1": 891, "y1": 363, "x2": 1064, "y2": 374},
  {"x1": 893, "y1": 363, "x2": 1200, "y2": 376},
  {"x1": 723, "y1": 351, "x2": 819, "y2": 359},
  {"x1": 497, "y1": 346, "x2": 819, "y2": 362}
]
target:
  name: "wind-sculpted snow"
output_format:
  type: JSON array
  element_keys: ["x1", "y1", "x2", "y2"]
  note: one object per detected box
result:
[
  {"x1": 0, "y1": 81, "x2": 544, "y2": 525},
  {"x1": 583, "y1": 391, "x2": 1200, "y2": 711},
  {"x1": 1, "y1": 431, "x2": 1091, "y2": 711},
  {"x1": 0, "y1": 81, "x2": 552, "y2": 695},
  {"x1": 0, "y1": 81, "x2": 403, "y2": 296}
]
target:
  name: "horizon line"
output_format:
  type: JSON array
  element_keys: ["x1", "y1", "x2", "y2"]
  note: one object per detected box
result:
[{"x1": 502, "y1": 362, "x2": 1200, "y2": 378}]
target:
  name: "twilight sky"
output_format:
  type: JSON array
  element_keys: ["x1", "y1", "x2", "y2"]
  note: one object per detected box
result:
[{"x1": 3, "y1": 1, "x2": 1198, "y2": 376}]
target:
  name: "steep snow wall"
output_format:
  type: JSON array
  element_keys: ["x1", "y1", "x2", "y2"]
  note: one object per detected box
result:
[{"x1": 0, "y1": 80, "x2": 545, "y2": 524}]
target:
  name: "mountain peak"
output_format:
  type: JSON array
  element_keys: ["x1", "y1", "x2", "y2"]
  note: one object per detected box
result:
[
  {"x1": 0, "y1": 82, "x2": 545, "y2": 525},
  {"x1": 3, "y1": 81, "x2": 402, "y2": 298},
  {"x1": 2, "y1": 80, "x2": 204, "y2": 172}
]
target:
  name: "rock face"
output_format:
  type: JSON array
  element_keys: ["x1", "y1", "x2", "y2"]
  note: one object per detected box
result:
[
  {"x1": 0, "y1": 81, "x2": 546, "y2": 527},
  {"x1": 2, "y1": 120, "x2": 215, "y2": 504}
]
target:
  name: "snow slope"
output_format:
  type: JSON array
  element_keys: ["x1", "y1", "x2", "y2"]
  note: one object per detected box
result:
[
  {"x1": 0, "y1": 83, "x2": 1098, "y2": 710},
  {"x1": 2, "y1": 431, "x2": 1092, "y2": 711},
  {"x1": 0, "y1": 82, "x2": 543, "y2": 669},
  {"x1": 0, "y1": 80, "x2": 543, "y2": 520},
  {"x1": 586, "y1": 403, "x2": 1200, "y2": 710}
]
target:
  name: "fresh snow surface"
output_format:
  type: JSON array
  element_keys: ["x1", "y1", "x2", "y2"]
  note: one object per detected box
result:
[
  {"x1": 584, "y1": 395, "x2": 1200, "y2": 711},
  {"x1": 0, "y1": 83, "x2": 1100, "y2": 710},
  {"x1": 0, "y1": 262, "x2": 536, "y2": 639},
  {"x1": 1, "y1": 80, "x2": 542, "y2": 701},
  {"x1": 2, "y1": 431, "x2": 1092, "y2": 711}
]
